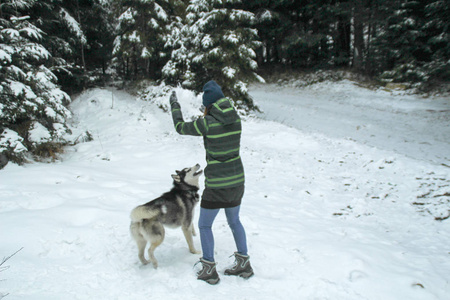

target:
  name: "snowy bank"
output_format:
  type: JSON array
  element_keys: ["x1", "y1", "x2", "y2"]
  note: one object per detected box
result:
[{"x1": 0, "y1": 83, "x2": 449, "y2": 299}]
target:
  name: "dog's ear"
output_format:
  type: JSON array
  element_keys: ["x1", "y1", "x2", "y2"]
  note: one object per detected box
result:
[{"x1": 172, "y1": 174, "x2": 181, "y2": 183}]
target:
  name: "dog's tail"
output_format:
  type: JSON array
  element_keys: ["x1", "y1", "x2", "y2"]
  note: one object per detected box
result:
[{"x1": 130, "y1": 205, "x2": 159, "y2": 222}]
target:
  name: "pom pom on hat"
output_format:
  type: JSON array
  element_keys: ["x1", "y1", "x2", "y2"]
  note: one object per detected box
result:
[{"x1": 202, "y1": 80, "x2": 225, "y2": 107}]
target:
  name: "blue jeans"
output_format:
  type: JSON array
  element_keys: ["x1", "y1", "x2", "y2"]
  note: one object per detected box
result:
[{"x1": 198, "y1": 206, "x2": 248, "y2": 262}]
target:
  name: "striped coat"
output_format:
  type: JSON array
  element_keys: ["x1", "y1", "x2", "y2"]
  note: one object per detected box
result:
[{"x1": 171, "y1": 98, "x2": 245, "y2": 191}]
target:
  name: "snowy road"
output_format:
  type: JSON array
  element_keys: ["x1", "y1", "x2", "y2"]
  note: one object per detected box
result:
[{"x1": 250, "y1": 81, "x2": 450, "y2": 167}]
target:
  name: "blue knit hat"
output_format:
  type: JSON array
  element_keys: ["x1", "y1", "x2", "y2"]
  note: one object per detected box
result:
[{"x1": 202, "y1": 80, "x2": 225, "y2": 107}]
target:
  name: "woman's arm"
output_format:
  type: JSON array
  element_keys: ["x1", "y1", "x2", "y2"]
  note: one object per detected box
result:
[{"x1": 170, "y1": 91, "x2": 208, "y2": 136}]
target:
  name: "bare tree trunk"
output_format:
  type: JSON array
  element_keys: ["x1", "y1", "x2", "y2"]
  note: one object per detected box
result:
[
  {"x1": 353, "y1": 0, "x2": 365, "y2": 71},
  {"x1": 76, "y1": 0, "x2": 86, "y2": 72},
  {"x1": 336, "y1": 14, "x2": 351, "y2": 66}
]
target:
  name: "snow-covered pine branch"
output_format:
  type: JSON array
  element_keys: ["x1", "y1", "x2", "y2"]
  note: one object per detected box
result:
[
  {"x1": 59, "y1": 7, "x2": 87, "y2": 45},
  {"x1": 163, "y1": 0, "x2": 262, "y2": 108},
  {"x1": 0, "y1": 5, "x2": 72, "y2": 166},
  {"x1": 113, "y1": 0, "x2": 172, "y2": 79}
]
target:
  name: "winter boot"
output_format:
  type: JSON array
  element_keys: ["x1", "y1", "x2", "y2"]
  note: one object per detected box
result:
[
  {"x1": 196, "y1": 258, "x2": 220, "y2": 285},
  {"x1": 224, "y1": 252, "x2": 254, "y2": 279}
]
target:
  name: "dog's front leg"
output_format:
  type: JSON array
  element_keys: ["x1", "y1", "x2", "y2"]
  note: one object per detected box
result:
[{"x1": 182, "y1": 225, "x2": 200, "y2": 254}]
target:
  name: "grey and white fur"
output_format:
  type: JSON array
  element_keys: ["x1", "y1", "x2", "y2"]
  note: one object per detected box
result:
[{"x1": 130, "y1": 164, "x2": 202, "y2": 268}]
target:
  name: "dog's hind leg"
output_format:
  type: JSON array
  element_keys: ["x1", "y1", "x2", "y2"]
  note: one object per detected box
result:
[
  {"x1": 145, "y1": 222, "x2": 164, "y2": 269},
  {"x1": 137, "y1": 239, "x2": 149, "y2": 265},
  {"x1": 182, "y1": 224, "x2": 200, "y2": 254},
  {"x1": 130, "y1": 222, "x2": 149, "y2": 265},
  {"x1": 148, "y1": 240, "x2": 163, "y2": 269}
]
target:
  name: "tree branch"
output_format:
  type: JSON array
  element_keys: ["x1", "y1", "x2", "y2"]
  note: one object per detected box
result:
[{"x1": 0, "y1": 247, "x2": 24, "y2": 272}]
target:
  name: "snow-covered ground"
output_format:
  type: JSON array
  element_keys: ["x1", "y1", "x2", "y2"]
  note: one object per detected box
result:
[
  {"x1": 1, "y1": 82, "x2": 449, "y2": 299},
  {"x1": 251, "y1": 81, "x2": 450, "y2": 167}
]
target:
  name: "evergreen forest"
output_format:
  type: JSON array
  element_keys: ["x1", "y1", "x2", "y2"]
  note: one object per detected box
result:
[{"x1": 0, "y1": 0, "x2": 448, "y2": 164}]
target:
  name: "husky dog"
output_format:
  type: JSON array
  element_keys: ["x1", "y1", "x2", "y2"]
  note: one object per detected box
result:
[{"x1": 130, "y1": 164, "x2": 203, "y2": 268}]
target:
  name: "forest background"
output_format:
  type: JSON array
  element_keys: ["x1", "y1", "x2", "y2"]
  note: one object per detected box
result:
[{"x1": 0, "y1": 0, "x2": 448, "y2": 164}]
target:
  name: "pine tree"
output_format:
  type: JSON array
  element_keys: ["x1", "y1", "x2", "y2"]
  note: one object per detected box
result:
[
  {"x1": 161, "y1": 0, "x2": 188, "y2": 85},
  {"x1": 163, "y1": 0, "x2": 262, "y2": 108},
  {"x1": 240, "y1": 0, "x2": 294, "y2": 66},
  {"x1": 28, "y1": 0, "x2": 89, "y2": 92},
  {"x1": 0, "y1": 0, "x2": 72, "y2": 166},
  {"x1": 374, "y1": 0, "x2": 432, "y2": 84},
  {"x1": 28, "y1": 0, "x2": 116, "y2": 93},
  {"x1": 422, "y1": 0, "x2": 449, "y2": 84},
  {"x1": 241, "y1": 0, "x2": 351, "y2": 69},
  {"x1": 285, "y1": 0, "x2": 335, "y2": 68},
  {"x1": 113, "y1": 0, "x2": 172, "y2": 80},
  {"x1": 81, "y1": 0, "x2": 115, "y2": 80}
]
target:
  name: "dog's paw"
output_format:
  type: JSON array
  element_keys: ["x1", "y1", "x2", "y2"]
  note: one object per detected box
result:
[
  {"x1": 190, "y1": 248, "x2": 201, "y2": 255},
  {"x1": 139, "y1": 258, "x2": 150, "y2": 265}
]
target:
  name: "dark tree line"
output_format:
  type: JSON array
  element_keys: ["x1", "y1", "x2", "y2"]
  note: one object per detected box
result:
[
  {"x1": 241, "y1": 0, "x2": 448, "y2": 86},
  {"x1": 3, "y1": 0, "x2": 447, "y2": 94},
  {"x1": 0, "y1": 0, "x2": 448, "y2": 165},
  {"x1": 110, "y1": 0, "x2": 449, "y2": 90}
]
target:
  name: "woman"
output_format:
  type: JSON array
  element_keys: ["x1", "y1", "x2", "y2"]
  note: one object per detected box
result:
[{"x1": 169, "y1": 80, "x2": 254, "y2": 285}]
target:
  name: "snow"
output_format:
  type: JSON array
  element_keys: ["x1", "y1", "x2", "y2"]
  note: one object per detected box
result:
[
  {"x1": 229, "y1": 9, "x2": 254, "y2": 22},
  {"x1": 149, "y1": 18, "x2": 159, "y2": 29},
  {"x1": 128, "y1": 31, "x2": 140, "y2": 43},
  {"x1": 141, "y1": 47, "x2": 150, "y2": 58},
  {"x1": 1, "y1": 82, "x2": 449, "y2": 299},
  {"x1": 118, "y1": 8, "x2": 134, "y2": 24},
  {"x1": 59, "y1": 8, "x2": 86, "y2": 45},
  {"x1": 223, "y1": 67, "x2": 236, "y2": 78},
  {"x1": 154, "y1": 2, "x2": 168, "y2": 21},
  {"x1": 0, "y1": 49, "x2": 12, "y2": 63},
  {"x1": 20, "y1": 44, "x2": 50, "y2": 60},
  {"x1": 239, "y1": 45, "x2": 256, "y2": 59},
  {"x1": 201, "y1": 35, "x2": 212, "y2": 48},
  {"x1": 19, "y1": 27, "x2": 42, "y2": 40},
  {"x1": 28, "y1": 122, "x2": 51, "y2": 144},
  {"x1": 9, "y1": 81, "x2": 37, "y2": 99},
  {"x1": 225, "y1": 33, "x2": 239, "y2": 44},
  {"x1": 7, "y1": 65, "x2": 26, "y2": 79},
  {"x1": 3, "y1": 29, "x2": 20, "y2": 39},
  {"x1": 0, "y1": 129, "x2": 27, "y2": 154},
  {"x1": 251, "y1": 80, "x2": 450, "y2": 167},
  {"x1": 258, "y1": 10, "x2": 273, "y2": 21},
  {"x1": 34, "y1": 66, "x2": 58, "y2": 84}
]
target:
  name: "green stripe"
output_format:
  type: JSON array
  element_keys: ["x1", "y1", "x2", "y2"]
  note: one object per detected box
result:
[
  {"x1": 206, "y1": 177, "x2": 245, "y2": 188},
  {"x1": 180, "y1": 123, "x2": 185, "y2": 134},
  {"x1": 207, "y1": 130, "x2": 241, "y2": 139},
  {"x1": 209, "y1": 119, "x2": 241, "y2": 128},
  {"x1": 214, "y1": 98, "x2": 229, "y2": 106},
  {"x1": 175, "y1": 122, "x2": 183, "y2": 131},
  {"x1": 207, "y1": 156, "x2": 240, "y2": 165},
  {"x1": 206, "y1": 147, "x2": 240, "y2": 156},
  {"x1": 213, "y1": 99, "x2": 234, "y2": 113},
  {"x1": 172, "y1": 108, "x2": 181, "y2": 113},
  {"x1": 193, "y1": 120, "x2": 202, "y2": 135},
  {"x1": 206, "y1": 172, "x2": 244, "y2": 182}
]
